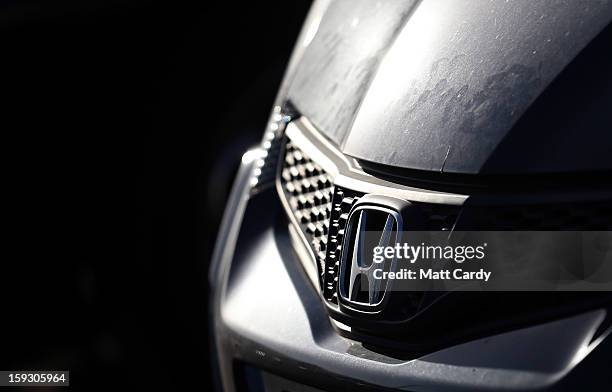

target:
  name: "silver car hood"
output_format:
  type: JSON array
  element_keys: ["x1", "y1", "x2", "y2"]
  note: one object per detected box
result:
[{"x1": 285, "y1": 0, "x2": 612, "y2": 174}]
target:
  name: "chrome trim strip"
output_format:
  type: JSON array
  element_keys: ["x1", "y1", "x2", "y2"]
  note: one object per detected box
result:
[{"x1": 286, "y1": 117, "x2": 469, "y2": 205}]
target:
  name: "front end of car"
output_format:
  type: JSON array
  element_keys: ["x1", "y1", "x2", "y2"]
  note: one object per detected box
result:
[{"x1": 210, "y1": 1, "x2": 612, "y2": 390}]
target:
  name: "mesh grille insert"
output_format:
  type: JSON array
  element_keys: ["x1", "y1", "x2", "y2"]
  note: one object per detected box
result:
[{"x1": 279, "y1": 140, "x2": 334, "y2": 282}]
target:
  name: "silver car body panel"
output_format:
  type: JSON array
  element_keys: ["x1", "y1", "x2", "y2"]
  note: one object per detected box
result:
[{"x1": 287, "y1": 0, "x2": 612, "y2": 174}]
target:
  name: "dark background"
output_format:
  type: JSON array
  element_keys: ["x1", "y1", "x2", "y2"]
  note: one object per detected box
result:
[{"x1": 1, "y1": 0, "x2": 311, "y2": 389}]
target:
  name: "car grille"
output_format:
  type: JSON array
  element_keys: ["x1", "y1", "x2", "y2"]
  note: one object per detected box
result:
[
  {"x1": 278, "y1": 136, "x2": 461, "y2": 306},
  {"x1": 279, "y1": 138, "x2": 366, "y2": 304},
  {"x1": 275, "y1": 117, "x2": 612, "y2": 351}
]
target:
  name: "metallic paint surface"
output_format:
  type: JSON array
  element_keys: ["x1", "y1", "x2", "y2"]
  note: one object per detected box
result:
[
  {"x1": 287, "y1": 0, "x2": 420, "y2": 144},
  {"x1": 287, "y1": 0, "x2": 612, "y2": 174}
]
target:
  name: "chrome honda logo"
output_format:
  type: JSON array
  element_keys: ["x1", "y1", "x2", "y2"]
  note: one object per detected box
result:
[{"x1": 338, "y1": 206, "x2": 401, "y2": 310}]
